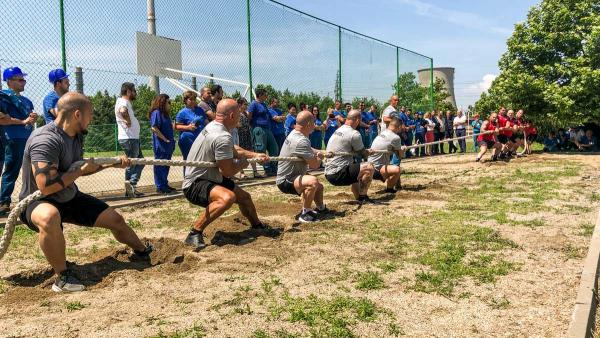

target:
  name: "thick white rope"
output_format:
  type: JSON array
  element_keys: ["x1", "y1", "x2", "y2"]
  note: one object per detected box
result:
[{"x1": 0, "y1": 128, "x2": 510, "y2": 260}]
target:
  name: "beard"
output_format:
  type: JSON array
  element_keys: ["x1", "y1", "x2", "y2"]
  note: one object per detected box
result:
[{"x1": 81, "y1": 129, "x2": 89, "y2": 136}]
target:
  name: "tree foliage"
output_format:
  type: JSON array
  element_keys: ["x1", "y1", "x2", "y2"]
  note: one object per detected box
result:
[{"x1": 475, "y1": 0, "x2": 600, "y2": 126}]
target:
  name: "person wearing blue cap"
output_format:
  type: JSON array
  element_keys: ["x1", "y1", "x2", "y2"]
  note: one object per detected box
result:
[
  {"x1": 0, "y1": 66, "x2": 38, "y2": 215},
  {"x1": 42, "y1": 69, "x2": 70, "y2": 124}
]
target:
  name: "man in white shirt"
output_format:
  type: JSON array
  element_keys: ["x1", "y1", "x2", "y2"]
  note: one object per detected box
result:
[
  {"x1": 380, "y1": 95, "x2": 399, "y2": 132},
  {"x1": 115, "y1": 82, "x2": 145, "y2": 198},
  {"x1": 453, "y1": 110, "x2": 468, "y2": 153}
]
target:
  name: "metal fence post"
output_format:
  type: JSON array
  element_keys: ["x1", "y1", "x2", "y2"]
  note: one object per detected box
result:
[
  {"x1": 75, "y1": 67, "x2": 83, "y2": 94},
  {"x1": 246, "y1": 0, "x2": 253, "y2": 100},
  {"x1": 147, "y1": 0, "x2": 160, "y2": 93},
  {"x1": 59, "y1": 0, "x2": 67, "y2": 71},
  {"x1": 191, "y1": 76, "x2": 197, "y2": 91},
  {"x1": 338, "y1": 26, "x2": 342, "y2": 102},
  {"x1": 396, "y1": 47, "x2": 400, "y2": 97},
  {"x1": 114, "y1": 124, "x2": 119, "y2": 155}
]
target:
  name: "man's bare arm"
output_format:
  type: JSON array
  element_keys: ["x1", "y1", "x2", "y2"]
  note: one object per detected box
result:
[{"x1": 119, "y1": 106, "x2": 131, "y2": 127}]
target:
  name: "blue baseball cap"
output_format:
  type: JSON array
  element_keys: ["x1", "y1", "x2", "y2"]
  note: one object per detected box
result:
[
  {"x1": 2, "y1": 67, "x2": 27, "y2": 82},
  {"x1": 48, "y1": 68, "x2": 69, "y2": 84}
]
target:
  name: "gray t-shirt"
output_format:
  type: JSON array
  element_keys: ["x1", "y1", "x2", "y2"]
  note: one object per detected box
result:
[
  {"x1": 19, "y1": 123, "x2": 83, "y2": 203},
  {"x1": 276, "y1": 130, "x2": 314, "y2": 185},
  {"x1": 183, "y1": 121, "x2": 233, "y2": 188},
  {"x1": 368, "y1": 130, "x2": 402, "y2": 169},
  {"x1": 324, "y1": 124, "x2": 364, "y2": 175}
]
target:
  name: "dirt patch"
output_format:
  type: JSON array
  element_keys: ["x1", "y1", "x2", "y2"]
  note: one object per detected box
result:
[{"x1": 0, "y1": 153, "x2": 599, "y2": 337}]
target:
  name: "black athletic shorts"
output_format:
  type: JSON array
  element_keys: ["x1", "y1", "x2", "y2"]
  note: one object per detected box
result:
[
  {"x1": 183, "y1": 177, "x2": 236, "y2": 208},
  {"x1": 373, "y1": 168, "x2": 386, "y2": 182},
  {"x1": 527, "y1": 134, "x2": 538, "y2": 142},
  {"x1": 509, "y1": 135, "x2": 519, "y2": 143},
  {"x1": 325, "y1": 163, "x2": 361, "y2": 186},
  {"x1": 277, "y1": 175, "x2": 302, "y2": 196},
  {"x1": 478, "y1": 140, "x2": 496, "y2": 148},
  {"x1": 497, "y1": 135, "x2": 509, "y2": 144},
  {"x1": 20, "y1": 191, "x2": 110, "y2": 232}
]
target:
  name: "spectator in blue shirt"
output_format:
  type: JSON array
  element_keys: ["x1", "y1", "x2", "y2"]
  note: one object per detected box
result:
[
  {"x1": 470, "y1": 113, "x2": 483, "y2": 152},
  {"x1": 577, "y1": 130, "x2": 598, "y2": 152},
  {"x1": 414, "y1": 112, "x2": 427, "y2": 157},
  {"x1": 248, "y1": 88, "x2": 279, "y2": 176},
  {"x1": 0, "y1": 67, "x2": 38, "y2": 215},
  {"x1": 149, "y1": 94, "x2": 176, "y2": 194},
  {"x1": 543, "y1": 131, "x2": 560, "y2": 152},
  {"x1": 42, "y1": 69, "x2": 70, "y2": 125},
  {"x1": 361, "y1": 103, "x2": 379, "y2": 148},
  {"x1": 309, "y1": 106, "x2": 325, "y2": 149},
  {"x1": 269, "y1": 98, "x2": 286, "y2": 150},
  {"x1": 402, "y1": 110, "x2": 416, "y2": 157},
  {"x1": 324, "y1": 108, "x2": 340, "y2": 146},
  {"x1": 284, "y1": 102, "x2": 298, "y2": 136},
  {"x1": 332, "y1": 100, "x2": 346, "y2": 125},
  {"x1": 175, "y1": 90, "x2": 207, "y2": 161}
]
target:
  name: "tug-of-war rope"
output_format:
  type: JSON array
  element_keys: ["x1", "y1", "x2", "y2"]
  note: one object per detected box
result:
[{"x1": 0, "y1": 130, "x2": 504, "y2": 260}]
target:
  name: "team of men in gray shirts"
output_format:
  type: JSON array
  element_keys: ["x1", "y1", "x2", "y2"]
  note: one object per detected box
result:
[{"x1": 19, "y1": 94, "x2": 405, "y2": 292}]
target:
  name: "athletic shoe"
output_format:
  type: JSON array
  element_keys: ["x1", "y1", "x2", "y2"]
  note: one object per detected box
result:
[
  {"x1": 491, "y1": 155, "x2": 498, "y2": 162},
  {"x1": 297, "y1": 212, "x2": 318, "y2": 223},
  {"x1": 132, "y1": 186, "x2": 145, "y2": 198},
  {"x1": 157, "y1": 188, "x2": 177, "y2": 195},
  {"x1": 133, "y1": 242, "x2": 154, "y2": 260},
  {"x1": 184, "y1": 231, "x2": 207, "y2": 251},
  {"x1": 251, "y1": 223, "x2": 281, "y2": 236},
  {"x1": 358, "y1": 196, "x2": 381, "y2": 205},
  {"x1": 52, "y1": 269, "x2": 85, "y2": 293},
  {"x1": 167, "y1": 186, "x2": 177, "y2": 192},
  {"x1": 475, "y1": 157, "x2": 481, "y2": 162},
  {"x1": 315, "y1": 205, "x2": 329, "y2": 214},
  {"x1": 124, "y1": 181, "x2": 135, "y2": 198},
  {"x1": 384, "y1": 188, "x2": 397, "y2": 194}
]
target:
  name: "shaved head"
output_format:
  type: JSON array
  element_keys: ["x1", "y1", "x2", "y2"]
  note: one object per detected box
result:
[
  {"x1": 296, "y1": 110, "x2": 314, "y2": 126},
  {"x1": 57, "y1": 92, "x2": 92, "y2": 119},
  {"x1": 216, "y1": 98, "x2": 239, "y2": 116},
  {"x1": 347, "y1": 109, "x2": 362, "y2": 121}
]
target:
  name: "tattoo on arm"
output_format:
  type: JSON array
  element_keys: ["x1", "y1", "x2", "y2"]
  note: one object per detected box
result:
[{"x1": 33, "y1": 162, "x2": 65, "y2": 188}]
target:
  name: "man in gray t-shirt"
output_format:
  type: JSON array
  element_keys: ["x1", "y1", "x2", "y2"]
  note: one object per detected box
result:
[
  {"x1": 368, "y1": 117, "x2": 405, "y2": 192},
  {"x1": 19, "y1": 92, "x2": 151, "y2": 293},
  {"x1": 276, "y1": 111, "x2": 327, "y2": 223},
  {"x1": 182, "y1": 99, "x2": 278, "y2": 251},
  {"x1": 324, "y1": 110, "x2": 375, "y2": 203}
]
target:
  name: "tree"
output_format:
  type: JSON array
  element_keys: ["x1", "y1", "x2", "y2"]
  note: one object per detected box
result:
[
  {"x1": 475, "y1": 0, "x2": 600, "y2": 127},
  {"x1": 432, "y1": 78, "x2": 454, "y2": 112},
  {"x1": 392, "y1": 72, "x2": 429, "y2": 111}
]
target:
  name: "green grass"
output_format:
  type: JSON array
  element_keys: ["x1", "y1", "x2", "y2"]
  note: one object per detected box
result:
[
  {"x1": 354, "y1": 271, "x2": 385, "y2": 290},
  {"x1": 580, "y1": 222, "x2": 595, "y2": 237},
  {"x1": 269, "y1": 294, "x2": 378, "y2": 337},
  {"x1": 148, "y1": 323, "x2": 205, "y2": 338},
  {"x1": 66, "y1": 301, "x2": 86, "y2": 312}
]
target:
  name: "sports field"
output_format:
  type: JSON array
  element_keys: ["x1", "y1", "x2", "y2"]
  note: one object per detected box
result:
[{"x1": 0, "y1": 153, "x2": 599, "y2": 337}]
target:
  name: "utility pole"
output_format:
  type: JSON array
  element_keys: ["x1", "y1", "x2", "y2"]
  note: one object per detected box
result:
[{"x1": 147, "y1": 0, "x2": 159, "y2": 93}]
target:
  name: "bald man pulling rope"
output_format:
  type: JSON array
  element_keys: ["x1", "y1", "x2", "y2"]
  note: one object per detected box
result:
[{"x1": 182, "y1": 99, "x2": 279, "y2": 251}]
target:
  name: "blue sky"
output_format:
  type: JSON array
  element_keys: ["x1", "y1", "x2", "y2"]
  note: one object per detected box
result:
[
  {"x1": 0, "y1": 0, "x2": 538, "y2": 111},
  {"x1": 280, "y1": 0, "x2": 540, "y2": 108}
]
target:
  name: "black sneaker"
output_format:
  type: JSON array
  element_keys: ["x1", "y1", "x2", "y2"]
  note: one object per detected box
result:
[
  {"x1": 184, "y1": 231, "x2": 207, "y2": 251},
  {"x1": 133, "y1": 242, "x2": 154, "y2": 260},
  {"x1": 251, "y1": 223, "x2": 281, "y2": 236},
  {"x1": 358, "y1": 196, "x2": 380, "y2": 205},
  {"x1": 157, "y1": 188, "x2": 177, "y2": 195},
  {"x1": 384, "y1": 188, "x2": 397, "y2": 194},
  {"x1": 297, "y1": 212, "x2": 318, "y2": 223},
  {"x1": 491, "y1": 155, "x2": 498, "y2": 162},
  {"x1": 315, "y1": 205, "x2": 329, "y2": 214},
  {"x1": 52, "y1": 269, "x2": 85, "y2": 293}
]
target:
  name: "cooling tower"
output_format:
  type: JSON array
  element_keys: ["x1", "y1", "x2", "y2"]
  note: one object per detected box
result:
[{"x1": 418, "y1": 67, "x2": 457, "y2": 109}]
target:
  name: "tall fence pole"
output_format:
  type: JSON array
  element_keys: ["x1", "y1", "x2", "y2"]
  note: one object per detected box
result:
[
  {"x1": 246, "y1": 0, "x2": 254, "y2": 100},
  {"x1": 59, "y1": 0, "x2": 67, "y2": 71},
  {"x1": 429, "y1": 58, "x2": 435, "y2": 111},
  {"x1": 396, "y1": 47, "x2": 400, "y2": 97},
  {"x1": 191, "y1": 76, "x2": 197, "y2": 91},
  {"x1": 74, "y1": 67, "x2": 83, "y2": 94},
  {"x1": 338, "y1": 26, "x2": 342, "y2": 102},
  {"x1": 147, "y1": 0, "x2": 160, "y2": 94}
]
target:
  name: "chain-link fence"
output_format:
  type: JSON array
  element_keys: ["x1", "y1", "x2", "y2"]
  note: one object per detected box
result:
[{"x1": 1, "y1": 0, "x2": 433, "y2": 199}]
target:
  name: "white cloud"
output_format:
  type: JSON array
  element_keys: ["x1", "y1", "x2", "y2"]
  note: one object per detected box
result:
[
  {"x1": 474, "y1": 74, "x2": 497, "y2": 92},
  {"x1": 394, "y1": 0, "x2": 512, "y2": 36}
]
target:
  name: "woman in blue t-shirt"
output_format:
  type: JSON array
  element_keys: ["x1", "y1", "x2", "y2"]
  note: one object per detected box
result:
[
  {"x1": 149, "y1": 94, "x2": 176, "y2": 194},
  {"x1": 323, "y1": 108, "x2": 340, "y2": 146},
  {"x1": 470, "y1": 113, "x2": 483, "y2": 152},
  {"x1": 309, "y1": 106, "x2": 325, "y2": 149},
  {"x1": 175, "y1": 91, "x2": 207, "y2": 160}
]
